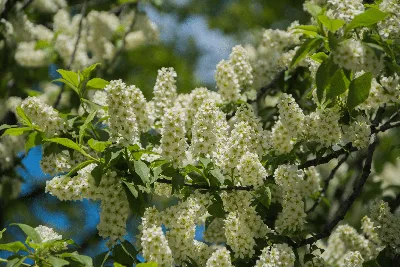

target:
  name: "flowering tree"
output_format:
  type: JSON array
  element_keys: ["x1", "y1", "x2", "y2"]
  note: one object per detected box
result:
[{"x1": 1, "y1": 0, "x2": 400, "y2": 266}]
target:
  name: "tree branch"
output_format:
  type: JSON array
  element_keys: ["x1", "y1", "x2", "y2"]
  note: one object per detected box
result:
[
  {"x1": 156, "y1": 178, "x2": 254, "y2": 191},
  {"x1": 296, "y1": 135, "x2": 378, "y2": 248},
  {"x1": 53, "y1": 0, "x2": 87, "y2": 109},
  {"x1": 306, "y1": 153, "x2": 349, "y2": 214}
]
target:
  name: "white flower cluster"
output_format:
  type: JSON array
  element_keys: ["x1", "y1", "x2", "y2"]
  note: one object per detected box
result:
[
  {"x1": 255, "y1": 243, "x2": 295, "y2": 267},
  {"x1": 153, "y1": 67, "x2": 178, "y2": 120},
  {"x1": 277, "y1": 93, "x2": 305, "y2": 138},
  {"x1": 40, "y1": 151, "x2": 72, "y2": 176},
  {"x1": 21, "y1": 97, "x2": 65, "y2": 136},
  {"x1": 206, "y1": 247, "x2": 233, "y2": 267},
  {"x1": 104, "y1": 80, "x2": 140, "y2": 146},
  {"x1": 8, "y1": 7, "x2": 158, "y2": 70},
  {"x1": 191, "y1": 99, "x2": 228, "y2": 159},
  {"x1": 35, "y1": 225, "x2": 62, "y2": 243},
  {"x1": 140, "y1": 208, "x2": 174, "y2": 267},
  {"x1": 215, "y1": 45, "x2": 254, "y2": 102},
  {"x1": 0, "y1": 135, "x2": 24, "y2": 171},
  {"x1": 344, "y1": 118, "x2": 371, "y2": 149},
  {"x1": 237, "y1": 151, "x2": 267, "y2": 188},
  {"x1": 369, "y1": 200, "x2": 400, "y2": 253},
  {"x1": 326, "y1": 0, "x2": 364, "y2": 22},
  {"x1": 14, "y1": 42, "x2": 51, "y2": 67},
  {"x1": 340, "y1": 251, "x2": 364, "y2": 267},
  {"x1": 274, "y1": 165, "x2": 320, "y2": 233},
  {"x1": 160, "y1": 107, "x2": 188, "y2": 168},
  {"x1": 45, "y1": 164, "x2": 130, "y2": 244},
  {"x1": 248, "y1": 24, "x2": 300, "y2": 89},
  {"x1": 378, "y1": 0, "x2": 400, "y2": 40},
  {"x1": 305, "y1": 107, "x2": 342, "y2": 147},
  {"x1": 322, "y1": 224, "x2": 382, "y2": 265},
  {"x1": 31, "y1": 0, "x2": 66, "y2": 13},
  {"x1": 333, "y1": 39, "x2": 383, "y2": 76}
]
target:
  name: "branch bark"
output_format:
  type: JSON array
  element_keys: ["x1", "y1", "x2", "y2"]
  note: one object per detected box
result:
[{"x1": 296, "y1": 135, "x2": 378, "y2": 248}]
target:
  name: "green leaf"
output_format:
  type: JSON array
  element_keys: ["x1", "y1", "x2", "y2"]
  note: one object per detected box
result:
[
  {"x1": 11, "y1": 223, "x2": 41, "y2": 243},
  {"x1": 93, "y1": 251, "x2": 110, "y2": 267},
  {"x1": 6, "y1": 256, "x2": 27, "y2": 267},
  {"x1": 1, "y1": 127, "x2": 31, "y2": 137},
  {"x1": 122, "y1": 181, "x2": 138, "y2": 198},
  {"x1": 91, "y1": 165, "x2": 104, "y2": 186},
  {"x1": 347, "y1": 72, "x2": 372, "y2": 110},
  {"x1": 57, "y1": 69, "x2": 79, "y2": 88},
  {"x1": 79, "y1": 111, "x2": 97, "y2": 144},
  {"x1": 316, "y1": 57, "x2": 338, "y2": 103},
  {"x1": 0, "y1": 228, "x2": 5, "y2": 239},
  {"x1": 112, "y1": 242, "x2": 136, "y2": 266},
  {"x1": 208, "y1": 200, "x2": 225, "y2": 218},
  {"x1": 45, "y1": 138, "x2": 93, "y2": 159},
  {"x1": 47, "y1": 256, "x2": 70, "y2": 267},
  {"x1": 88, "y1": 139, "x2": 111, "y2": 152},
  {"x1": 0, "y1": 242, "x2": 28, "y2": 253},
  {"x1": 134, "y1": 160, "x2": 150, "y2": 184},
  {"x1": 310, "y1": 52, "x2": 328, "y2": 63},
  {"x1": 136, "y1": 262, "x2": 158, "y2": 267},
  {"x1": 61, "y1": 252, "x2": 93, "y2": 267},
  {"x1": 209, "y1": 168, "x2": 225, "y2": 186},
  {"x1": 304, "y1": 2, "x2": 323, "y2": 18},
  {"x1": 52, "y1": 78, "x2": 79, "y2": 95},
  {"x1": 114, "y1": 263, "x2": 126, "y2": 267},
  {"x1": 253, "y1": 186, "x2": 271, "y2": 208},
  {"x1": 346, "y1": 8, "x2": 389, "y2": 32},
  {"x1": 162, "y1": 166, "x2": 185, "y2": 194},
  {"x1": 66, "y1": 159, "x2": 96, "y2": 177},
  {"x1": 0, "y1": 124, "x2": 17, "y2": 131},
  {"x1": 326, "y1": 68, "x2": 350, "y2": 101},
  {"x1": 363, "y1": 260, "x2": 380, "y2": 267},
  {"x1": 292, "y1": 25, "x2": 321, "y2": 37},
  {"x1": 25, "y1": 131, "x2": 43, "y2": 153},
  {"x1": 290, "y1": 38, "x2": 323, "y2": 67},
  {"x1": 82, "y1": 63, "x2": 101, "y2": 80},
  {"x1": 318, "y1": 15, "x2": 345, "y2": 32},
  {"x1": 35, "y1": 40, "x2": 51, "y2": 50},
  {"x1": 16, "y1": 107, "x2": 32, "y2": 127},
  {"x1": 87, "y1": 78, "x2": 109, "y2": 90}
]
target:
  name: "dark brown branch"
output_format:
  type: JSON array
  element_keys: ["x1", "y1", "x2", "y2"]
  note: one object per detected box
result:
[
  {"x1": 249, "y1": 68, "x2": 287, "y2": 104},
  {"x1": 296, "y1": 135, "x2": 378, "y2": 248},
  {"x1": 306, "y1": 153, "x2": 349, "y2": 214},
  {"x1": 157, "y1": 178, "x2": 254, "y2": 191},
  {"x1": 53, "y1": 0, "x2": 87, "y2": 109}
]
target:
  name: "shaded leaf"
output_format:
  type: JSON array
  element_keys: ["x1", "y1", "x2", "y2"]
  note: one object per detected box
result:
[
  {"x1": 0, "y1": 242, "x2": 28, "y2": 253},
  {"x1": 347, "y1": 72, "x2": 372, "y2": 110},
  {"x1": 79, "y1": 111, "x2": 97, "y2": 144},
  {"x1": 134, "y1": 160, "x2": 150, "y2": 184},
  {"x1": 45, "y1": 138, "x2": 93, "y2": 158},
  {"x1": 11, "y1": 223, "x2": 41, "y2": 243},
  {"x1": 318, "y1": 15, "x2": 345, "y2": 32},
  {"x1": 290, "y1": 38, "x2": 323, "y2": 67},
  {"x1": 47, "y1": 256, "x2": 70, "y2": 267},
  {"x1": 346, "y1": 8, "x2": 389, "y2": 32}
]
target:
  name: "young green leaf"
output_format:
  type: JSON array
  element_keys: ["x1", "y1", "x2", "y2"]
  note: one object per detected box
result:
[
  {"x1": 66, "y1": 159, "x2": 96, "y2": 177},
  {"x1": 0, "y1": 228, "x2": 5, "y2": 239},
  {"x1": 25, "y1": 131, "x2": 43, "y2": 153},
  {"x1": 45, "y1": 138, "x2": 93, "y2": 159},
  {"x1": 0, "y1": 124, "x2": 17, "y2": 131},
  {"x1": 325, "y1": 68, "x2": 350, "y2": 101},
  {"x1": 304, "y1": 2, "x2": 323, "y2": 18},
  {"x1": 0, "y1": 242, "x2": 28, "y2": 253},
  {"x1": 87, "y1": 78, "x2": 109, "y2": 90},
  {"x1": 290, "y1": 38, "x2": 323, "y2": 67},
  {"x1": 316, "y1": 57, "x2": 338, "y2": 103},
  {"x1": 1, "y1": 127, "x2": 31, "y2": 137},
  {"x1": 52, "y1": 78, "x2": 79, "y2": 95},
  {"x1": 5, "y1": 256, "x2": 28, "y2": 266},
  {"x1": 47, "y1": 256, "x2": 70, "y2": 267},
  {"x1": 88, "y1": 139, "x2": 112, "y2": 152},
  {"x1": 136, "y1": 263, "x2": 158, "y2": 267},
  {"x1": 79, "y1": 111, "x2": 97, "y2": 144},
  {"x1": 347, "y1": 72, "x2": 372, "y2": 110},
  {"x1": 122, "y1": 181, "x2": 138, "y2": 198},
  {"x1": 61, "y1": 252, "x2": 93, "y2": 267},
  {"x1": 310, "y1": 52, "x2": 328, "y2": 63},
  {"x1": 10, "y1": 223, "x2": 42, "y2": 243},
  {"x1": 346, "y1": 8, "x2": 389, "y2": 32},
  {"x1": 16, "y1": 106, "x2": 32, "y2": 127},
  {"x1": 318, "y1": 15, "x2": 345, "y2": 32},
  {"x1": 134, "y1": 160, "x2": 150, "y2": 184},
  {"x1": 57, "y1": 69, "x2": 79, "y2": 88}
]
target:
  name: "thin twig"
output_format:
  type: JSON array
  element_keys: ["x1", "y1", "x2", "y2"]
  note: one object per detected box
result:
[
  {"x1": 296, "y1": 135, "x2": 378, "y2": 248},
  {"x1": 105, "y1": 2, "x2": 139, "y2": 75},
  {"x1": 53, "y1": 0, "x2": 87, "y2": 109},
  {"x1": 306, "y1": 153, "x2": 349, "y2": 214},
  {"x1": 20, "y1": 0, "x2": 34, "y2": 11}
]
